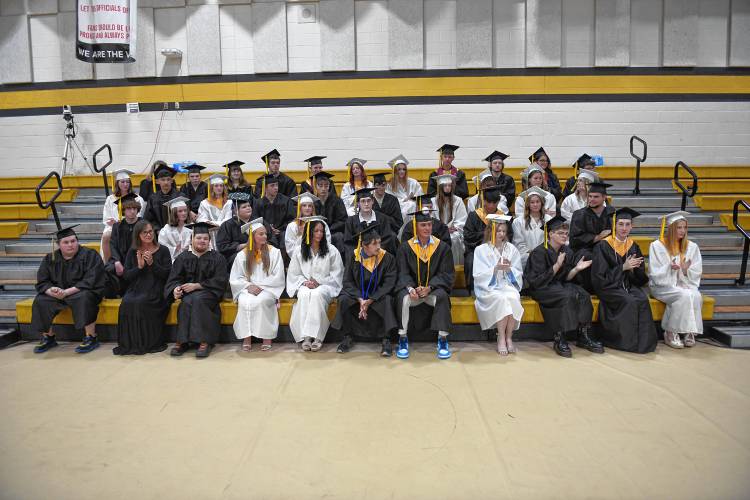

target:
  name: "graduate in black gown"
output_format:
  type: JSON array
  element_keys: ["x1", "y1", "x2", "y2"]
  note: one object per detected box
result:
[
  {"x1": 105, "y1": 193, "x2": 141, "y2": 298},
  {"x1": 395, "y1": 211, "x2": 455, "y2": 360},
  {"x1": 113, "y1": 220, "x2": 173, "y2": 355},
  {"x1": 165, "y1": 222, "x2": 229, "y2": 358},
  {"x1": 526, "y1": 147, "x2": 562, "y2": 201},
  {"x1": 253, "y1": 173, "x2": 295, "y2": 252},
  {"x1": 299, "y1": 155, "x2": 338, "y2": 197},
  {"x1": 225, "y1": 160, "x2": 256, "y2": 199},
  {"x1": 399, "y1": 194, "x2": 451, "y2": 245},
  {"x1": 463, "y1": 186, "x2": 508, "y2": 294},
  {"x1": 591, "y1": 208, "x2": 657, "y2": 353},
  {"x1": 569, "y1": 181, "x2": 616, "y2": 292},
  {"x1": 333, "y1": 224, "x2": 399, "y2": 356},
  {"x1": 311, "y1": 171, "x2": 347, "y2": 256},
  {"x1": 371, "y1": 172, "x2": 404, "y2": 234},
  {"x1": 562, "y1": 154, "x2": 598, "y2": 198},
  {"x1": 254, "y1": 149, "x2": 298, "y2": 199},
  {"x1": 138, "y1": 160, "x2": 168, "y2": 204},
  {"x1": 485, "y1": 150, "x2": 516, "y2": 208},
  {"x1": 524, "y1": 216, "x2": 603, "y2": 357},
  {"x1": 343, "y1": 187, "x2": 397, "y2": 259},
  {"x1": 144, "y1": 162, "x2": 179, "y2": 233},
  {"x1": 216, "y1": 192, "x2": 257, "y2": 271},
  {"x1": 179, "y1": 163, "x2": 208, "y2": 221},
  {"x1": 31, "y1": 226, "x2": 106, "y2": 354},
  {"x1": 426, "y1": 144, "x2": 469, "y2": 199}
]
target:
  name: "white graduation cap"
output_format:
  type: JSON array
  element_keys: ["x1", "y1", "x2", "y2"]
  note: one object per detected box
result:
[
  {"x1": 663, "y1": 210, "x2": 690, "y2": 226},
  {"x1": 112, "y1": 169, "x2": 135, "y2": 182},
  {"x1": 300, "y1": 215, "x2": 327, "y2": 224},
  {"x1": 437, "y1": 174, "x2": 457, "y2": 186},
  {"x1": 208, "y1": 174, "x2": 228, "y2": 185},
  {"x1": 524, "y1": 164, "x2": 544, "y2": 178},
  {"x1": 472, "y1": 169, "x2": 493, "y2": 185},
  {"x1": 292, "y1": 193, "x2": 320, "y2": 205},
  {"x1": 486, "y1": 214, "x2": 512, "y2": 224},
  {"x1": 577, "y1": 170, "x2": 598, "y2": 183},
  {"x1": 521, "y1": 186, "x2": 548, "y2": 200},
  {"x1": 346, "y1": 158, "x2": 367, "y2": 167},
  {"x1": 241, "y1": 217, "x2": 265, "y2": 234},
  {"x1": 388, "y1": 154, "x2": 409, "y2": 168},
  {"x1": 163, "y1": 196, "x2": 190, "y2": 210}
]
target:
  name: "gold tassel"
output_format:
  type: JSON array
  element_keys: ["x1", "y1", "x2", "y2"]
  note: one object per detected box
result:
[
  {"x1": 306, "y1": 221, "x2": 311, "y2": 245},
  {"x1": 660, "y1": 215, "x2": 666, "y2": 243},
  {"x1": 296, "y1": 200, "x2": 301, "y2": 219},
  {"x1": 355, "y1": 234, "x2": 361, "y2": 259},
  {"x1": 152, "y1": 173, "x2": 156, "y2": 194},
  {"x1": 248, "y1": 231, "x2": 253, "y2": 252},
  {"x1": 491, "y1": 222, "x2": 496, "y2": 246},
  {"x1": 612, "y1": 213, "x2": 616, "y2": 235},
  {"x1": 262, "y1": 157, "x2": 269, "y2": 198},
  {"x1": 118, "y1": 197, "x2": 122, "y2": 220},
  {"x1": 544, "y1": 223, "x2": 548, "y2": 249}
]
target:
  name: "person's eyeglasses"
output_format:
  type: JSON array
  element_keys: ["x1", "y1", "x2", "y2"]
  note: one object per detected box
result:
[{"x1": 142, "y1": 230, "x2": 154, "y2": 235}]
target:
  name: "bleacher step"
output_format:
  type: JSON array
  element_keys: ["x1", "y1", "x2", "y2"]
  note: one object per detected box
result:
[
  {"x1": 0, "y1": 327, "x2": 20, "y2": 349},
  {"x1": 609, "y1": 196, "x2": 697, "y2": 209},
  {"x1": 709, "y1": 325, "x2": 750, "y2": 348},
  {"x1": 32, "y1": 222, "x2": 103, "y2": 234},
  {"x1": 58, "y1": 205, "x2": 103, "y2": 217}
]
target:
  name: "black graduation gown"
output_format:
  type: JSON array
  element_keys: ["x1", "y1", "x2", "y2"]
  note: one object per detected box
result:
[
  {"x1": 179, "y1": 181, "x2": 208, "y2": 214},
  {"x1": 591, "y1": 241, "x2": 657, "y2": 353},
  {"x1": 114, "y1": 245, "x2": 172, "y2": 355},
  {"x1": 545, "y1": 169, "x2": 563, "y2": 201},
  {"x1": 524, "y1": 244, "x2": 593, "y2": 334},
  {"x1": 315, "y1": 194, "x2": 347, "y2": 235},
  {"x1": 395, "y1": 239, "x2": 454, "y2": 333},
  {"x1": 144, "y1": 187, "x2": 179, "y2": 233},
  {"x1": 254, "y1": 194, "x2": 295, "y2": 250},
  {"x1": 300, "y1": 181, "x2": 338, "y2": 197},
  {"x1": 331, "y1": 251, "x2": 399, "y2": 338},
  {"x1": 164, "y1": 250, "x2": 228, "y2": 344},
  {"x1": 138, "y1": 178, "x2": 153, "y2": 203},
  {"x1": 105, "y1": 218, "x2": 138, "y2": 297},
  {"x1": 426, "y1": 169, "x2": 470, "y2": 199},
  {"x1": 254, "y1": 172, "x2": 298, "y2": 199},
  {"x1": 493, "y1": 172, "x2": 516, "y2": 209},
  {"x1": 373, "y1": 193, "x2": 404, "y2": 234},
  {"x1": 343, "y1": 213, "x2": 397, "y2": 259},
  {"x1": 31, "y1": 246, "x2": 106, "y2": 333},
  {"x1": 399, "y1": 217, "x2": 451, "y2": 245},
  {"x1": 570, "y1": 204, "x2": 616, "y2": 291}
]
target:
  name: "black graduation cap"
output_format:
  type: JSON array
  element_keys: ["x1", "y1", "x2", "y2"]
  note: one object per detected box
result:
[
  {"x1": 614, "y1": 207, "x2": 641, "y2": 220},
  {"x1": 528, "y1": 147, "x2": 548, "y2": 164},
  {"x1": 574, "y1": 154, "x2": 594, "y2": 169},
  {"x1": 588, "y1": 182, "x2": 612, "y2": 195},
  {"x1": 154, "y1": 163, "x2": 175, "y2": 178},
  {"x1": 261, "y1": 149, "x2": 281, "y2": 162},
  {"x1": 372, "y1": 173, "x2": 389, "y2": 184},
  {"x1": 407, "y1": 210, "x2": 436, "y2": 223},
  {"x1": 54, "y1": 224, "x2": 79, "y2": 240},
  {"x1": 409, "y1": 193, "x2": 433, "y2": 210},
  {"x1": 545, "y1": 215, "x2": 568, "y2": 232},
  {"x1": 310, "y1": 171, "x2": 335, "y2": 182},
  {"x1": 354, "y1": 223, "x2": 382, "y2": 241},
  {"x1": 263, "y1": 173, "x2": 280, "y2": 185},
  {"x1": 224, "y1": 160, "x2": 245, "y2": 171},
  {"x1": 355, "y1": 187, "x2": 376, "y2": 201},
  {"x1": 305, "y1": 155, "x2": 326, "y2": 166},
  {"x1": 114, "y1": 192, "x2": 140, "y2": 206},
  {"x1": 186, "y1": 221, "x2": 218, "y2": 235},
  {"x1": 483, "y1": 151, "x2": 509, "y2": 162},
  {"x1": 185, "y1": 164, "x2": 206, "y2": 174},
  {"x1": 481, "y1": 185, "x2": 502, "y2": 203},
  {"x1": 437, "y1": 144, "x2": 459, "y2": 154}
]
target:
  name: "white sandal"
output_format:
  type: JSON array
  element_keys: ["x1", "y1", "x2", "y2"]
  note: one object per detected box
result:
[
  {"x1": 683, "y1": 332, "x2": 696, "y2": 347},
  {"x1": 665, "y1": 331, "x2": 684, "y2": 349}
]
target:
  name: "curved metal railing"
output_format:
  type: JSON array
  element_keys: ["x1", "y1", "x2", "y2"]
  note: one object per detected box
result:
[
  {"x1": 630, "y1": 135, "x2": 647, "y2": 195},
  {"x1": 92, "y1": 143, "x2": 113, "y2": 196},
  {"x1": 35, "y1": 170, "x2": 63, "y2": 229},
  {"x1": 734, "y1": 199, "x2": 750, "y2": 286},
  {"x1": 673, "y1": 161, "x2": 698, "y2": 211}
]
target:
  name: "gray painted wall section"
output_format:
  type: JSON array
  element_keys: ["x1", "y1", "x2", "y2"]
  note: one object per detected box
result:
[
  {"x1": 320, "y1": 0, "x2": 356, "y2": 71},
  {"x1": 730, "y1": 0, "x2": 750, "y2": 66},
  {"x1": 58, "y1": 12, "x2": 94, "y2": 80},
  {"x1": 0, "y1": 14, "x2": 33, "y2": 84},
  {"x1": 125, "y1": 8, "x2": 157, "y2": 78},
  {"x1": 456, "y1": 0, "x2": 492, "y2": 69},
  {"x1": 187, "y1": 4, "x2": 222, "y2": 75},
  {"x1": 595, "y1": 0, "x2": 630, "y2": 66},
  {"x1": 388, "y1": 0, "x2": 424, "y2": 69},
  {"x1": 663, "y1": 0, "x2": 698, "y2": 66},
  {"x1": 252, "y1": 1, "x2": 288, "y2": 73},
  {"x1": 526, "y1": 0, "x2": 562, "y2": 67}
]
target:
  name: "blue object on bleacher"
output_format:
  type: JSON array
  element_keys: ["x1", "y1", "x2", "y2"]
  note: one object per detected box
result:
[
  {"x1": 172, "y1": 161, "x2": 196, "y2": 173},
  {"x1": 593, "y1": 155, "x2": 604, "y2": 166}
]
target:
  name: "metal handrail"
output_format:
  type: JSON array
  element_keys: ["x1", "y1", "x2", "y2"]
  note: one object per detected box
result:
[
  {"x1": 35, "y1": 170, "x2": 63, "y2": 229},
  {"x1": 92, "y1": 144, "x2": 113, "y2": 196},
  {"x1": 630, "y1": 135, "x2": 647, "y2": 195},
  {"x1": 673, "y1": 161, "x2": 698, "y2": 211},
  {"x1": 734, "y1": 199, "x2": 750, "y2": 286}
]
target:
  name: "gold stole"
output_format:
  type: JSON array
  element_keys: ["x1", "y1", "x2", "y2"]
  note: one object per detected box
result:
[
  {"x1": 355, "y1": 248, "x2": 386, "y2": 273},
  {"x1": 605, "y1": 235, "x2": 634, "y2": 257}
]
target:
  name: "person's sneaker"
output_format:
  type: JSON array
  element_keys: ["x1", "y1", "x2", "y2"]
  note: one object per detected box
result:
[
  {"x1": 170, "y1": 342, "x2": 190, "y2": 356},
  {"x1": 437, "y1": 337, "x2": 451, "y2": 359},
  {"x1": 33, "y1": 335, "x2": 58, "y2": 354},
  {"x1": 381, "y1": 338, "x2": 392, "y2": 357},
  {"x1": 195, "y1": 343, "x2": 212, "y2": 358},
  {"x1": 75, "y1": 335, "x2": 99, "y2": 354},
  {"x1": 396, "y1": 336, "x2": 409, "y2": 359},
  {"x1": 336, "y1": 335, "x2": 353, "y2": 354}
]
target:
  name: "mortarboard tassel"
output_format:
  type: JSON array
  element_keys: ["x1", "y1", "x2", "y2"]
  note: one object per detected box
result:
[
  {"x1": 355, "y1": 234, "x2": 362, "y2": 260},
  {"x1": 262, "y1": 157, "x2": 269, "y2": 198},
  {"x1": 660, "y1": 215, "x2": 667, "y2": 243},
  {"x1": 491, "y1": 221, "x2": 496, "y2": 246},
  {"x1": 306, "y1": 221, "x2": 311, "y2": 245},
  {"x1": 544, "y1": 222, "x2": 548, "y2": 249}
]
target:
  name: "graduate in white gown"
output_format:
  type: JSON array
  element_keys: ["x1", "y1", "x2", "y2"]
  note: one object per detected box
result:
[
  {"x1": 197, "y1": 174, "x2": 233, "y2": 226},
  {"x1": 286, "y1": 216, "x2": 344, "y2": 351},
  {"x1": 230, "y1": 218, "x2": 286, "y2": 351},
  {"x1": 385, "y1": 154, "x2": 423, "y2": 221},
  {"x1": 511, "y1": 187, "x2": 552, "y2": 267},
  {"x1": 340, "y1": 158, "x2": 373, "y2": 217},
  {"x1": 431, "y1": 174, "x2": 467, "y2": 265},
  {"x1": 473, "y1": 214, "x2": 524, "y2": 355},
  {"x1": 466, "y1": 170, "x2": 509, "y2": 214},
  {"x1": 560, "y1": 170, "x2": 598, "y2": 222},
  {"x1": 101, "y1": 169, "x2": 146, "y2": 261},
  {"x1": 158, "y1": 197, "x2": 193, "y2": 262},
  {"x1": 514, "y1": 166, "x2": 557, "y2": 217},
  {"x1": 648, "y1": 211, "x2": 703, "y2": 349},
  {"x1": 286, "y1": 192, "x2": 331, "y2": 260}
]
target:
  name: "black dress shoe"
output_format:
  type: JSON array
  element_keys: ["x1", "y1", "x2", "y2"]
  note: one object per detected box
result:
[
  {"x1": 576, "y1": 328, "x2": 604, "y2": 353},
  {"x1": 554, "y1": 332, "x2": 572, "y2": 358},
  {"x1": 170, "y1": 343, "x2": 190, "y2": 357},
  {"x1": 337, "y1": 335, "x2": 353, "y2": 354},
  {"x1": 381, "y1": 338, "x2": 392, "y2": 357},
  {"x1": 196, "y1": 344, "x2": 212, "y2": 358}
]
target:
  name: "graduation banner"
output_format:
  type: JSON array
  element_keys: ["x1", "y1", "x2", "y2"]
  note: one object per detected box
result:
[{"x1": 76, "y1": 0, "x2": 137, "y2": 63}]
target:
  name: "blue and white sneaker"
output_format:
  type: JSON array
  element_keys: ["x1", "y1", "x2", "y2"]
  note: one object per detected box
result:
[
  {"x1": 437, "y1": 337, "x2": 451, "y2": 359},
  {"x1": 75, "y1": 335, "x2": 100, "y2": 354},
  {"x1": 396, "y1": 336, "x2": 410, "y2": 359},
  {"x1": 33, "y1": 335, "x2": 58, "y2": 354}
]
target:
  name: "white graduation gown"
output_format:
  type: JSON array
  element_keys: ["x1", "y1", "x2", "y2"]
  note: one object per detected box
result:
[
  {"x1": 230, "y1": 246, "x2": 286, "y2": 340},
  {"x1": 102, "y1": 193, "x2": 146, "y2": 233},
  {"x1": 466, "y1": 193, "x2": 509, "y2": 215},
  {"x1": 284, "y1": 220, "x2": 333, "y2": 261},
  {"x1": 432, "y1": 195, "x2": 468, "y2": 265},
  {"x1": 514, "y1": 190, "x2": 556, "y2": 217},
  {"x1": 158, "y1": 224, "x2": 193, "y2": 262},
  {"x1": 197, "y1": 199, "x2": 233, "y2": 225},
  {"x1": 648, "y1": 240, "x2": 703, "y2": 334},
  {"x1": 472, "y1": 242, "x2": 524, "y2": 330},
  {"x1": 286, "y1": 245, "x2": 344, "y2": 342},
  {"x1": 341, "y1": 181, "x2": 374, "y2": 216},
  {"x1": 560, "y1": 193, "x2": 587, "y2": 222},
  {"x1": 386, "y1": 178, "x2": 423, "y2": 220},
  {"x1": 511, "y1": 214, "x2": 552, "y2": 267}
]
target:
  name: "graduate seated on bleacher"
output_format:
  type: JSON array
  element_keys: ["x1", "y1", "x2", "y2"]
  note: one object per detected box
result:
[
  {"x1": 523, "y1": 147, "x2": 562, "y2": 201},
  {"x1": 310, "y1": 171, "x2": 347, "y2": 257},
  {"x1": 398, "y1": 194, "x2": 450, "y2": 246},
  {"x1": 32, "y1": 225, "x2": 106, "y2": 354},
  {"x1": 101, "y1": 169, "x2": 146, "y2": 263},
  {"x1": 254, "y1": 173, "x2": 295, "y2": 254},
  {"x1": 524, "y1": 215, "x2": 602, "y2": 358},
  {"x1": 426, "y1": 144, "x2": 469, "y2": 200},
  {"x1": 225, "y1": 160, "x2": 255, "y2": 199},
  {"x1": 649, "y1": 211, "x2": 704, "y2": 349},
  {"x1": 197, "y1": 174, "x2": 233, "y2": 227},
  {"x1": 395, "y1": 210, "x2": 455, "y2": 360},
  {"x1": 179, "y1": 163, "x2": 207, "y2": 222},
  {"x1": 343, "y1": 187, "x2": 397, "y2": 260},
  {"x1": 299, "y1": 155, "x2": 338, "y2": 197},
  {"x1": 104, "y1": 192, "x2": 142, "y2": 298},
  {"x1": 560, "y1": 169, "x2": 599, "y2": 222},
  {"x1": 515, "y1": 165, "x2": 557, "y2": 217},
  {"x1": 230, "y1": 218, "x2": 285, "y2": 352},
  {"x1": 165, "y1": 222, "x2": 228, "y2": 358},
  {"x1": 562, "y1": 153, "x2": 598, "y2": 199},
  {"x1": 144, "y1": 162, "x2": 179, "y2": 233},
  {"x1": 341, "y1": 158, "x2": 373, "y2": 216},
  {"x1": 385, "y1": 154, "x2": 422, "y2": 221},
  {"x1": 372, "y1": 171, "x2": 404, "y2": 235},
  {"x1": 216, "y1": 192, "x2": 256, "y2": 272},
  {"x1": 473, "y1": 214, "x2": 524, "y2": 356},
  {"x1": 333, "y1": 223, "x2": 398, "y2": 356},
  {"x1": 486, "y1": 150, "x2": 516, "y2": 209},
  {"x1": 591, "y1": 208, "x2": 657, "y2": 354},
  {"x1": 158, "y1": 197, "x2": 193, "y2": 262},
  {"x1": 467, "y1": 169, "x2": 509, "y2": 214},
  {"x1": 464, "y1": 186, "x2": 506, "y2": 294},
  {"x1": 511, "y1": 187, "x2": 552, "y2": 269},
  {"x1": 254, "y1": 149, "x2": 298, "y2": 199},
  {"x1": 287, "y1": 192, "x2": 331, "y2": 261},
  {"x1": 286, "y1": 216, "x2": 344, "y2": 352},
  {"x1": 432, "y1": 174, "x2": 467, "y2": 265},
  {"x1": 138, "y1": 159, "x2": 166, "y2": 204}
]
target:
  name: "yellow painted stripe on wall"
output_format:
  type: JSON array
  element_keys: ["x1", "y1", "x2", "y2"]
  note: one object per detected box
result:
[{"x1": 1, "y1": 75, "x2": 749, "y2": 110}]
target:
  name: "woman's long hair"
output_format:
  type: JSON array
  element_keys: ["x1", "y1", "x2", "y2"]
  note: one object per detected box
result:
[
  {"x1": 132, "y1": 220, "x2": 155, "y2": 251},
  {"x1": 663, "y1": 220, "x2": 689, "y2": 257},
  {"x1": 209, "y1": 182, "x2": 228, "y2": 207},
  {"x1": 229, "y1": 166, "x2": 249, "y2": 187},
  {"x1": 300, "y1": 220, "x2": 329, "y2": 262},
  {"x1": 524, "y1": 193, "x2": 544, "y2": 230},
  {"x1": 527, "y1": 171, "x2": 550, "y2": 192},
  {"x1": 348, "y1": 164, "x2": 367, "y2": 189},
  {"x1": 482, "y1": 221, "x2": 508, "y2": 244},
  {"x1": 389, "y1": 164, "x2": 408, "y2": 192},
  {"x1": 245, "y1": 234, "x2": 271, "y2": 275},
  {"x1": 168, "y1": 205, "x2": 187, "y2": 227},
  {"x1": 114, "y1": 178, "x2": 134, "y2": 197},
  {"x1": 437, "y1": 182, "x2": 454, "y2": 223}
]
